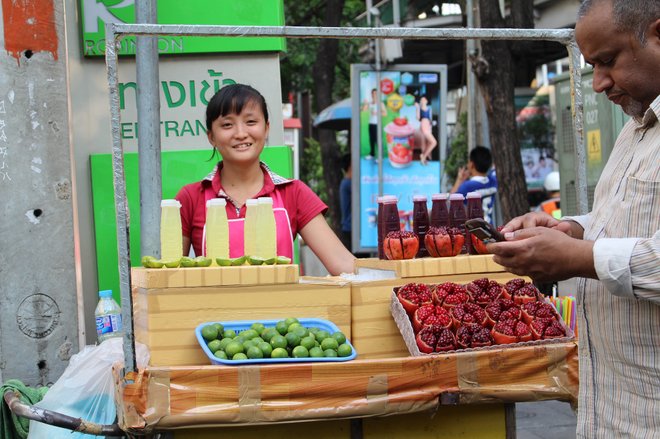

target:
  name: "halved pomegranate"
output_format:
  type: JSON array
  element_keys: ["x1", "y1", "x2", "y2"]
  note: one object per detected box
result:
[
  {"x1": 412, "y1": 304, "x2": 452, "y2": 333},
  {"x1": 502, "y1": 279, "x2": 540, "y2": 305},
  {"x1": 521, "y1": 301, "x2": 558, "y2": 324},
  {"x1": 424, "y1": 226, "x2": 464, "y2": 257},
  {"x1": 531, "y1": 318, "x2": 566, "y2": 340},
  {"x1": 456, "y1": 323, "x2": 493, "y2": 349},
  {"x1": 432, "y1": 282, "x2": 471, "y2": 310},
  {"x1": 416, "y1": 324, "x2": 458, "y2": 353},
  {"x1": 466, "y1": 278, "x2": 504, "y2": 306},
  {"x1": 470, "y1": 234, "x2": 490, "y2": 255},
  {"x1": 485, "y1": 299, "x2": 522, "y2": 327},
  {"x1": 450, "y1": 302, "x2": 487, "y2": 329},
  {"x1": 396, "y1": 283, "x2": 433, "y2": 316},
  {"x1": 383, "y1": 230, "x2": 419, "y2": 260},
  {"x1": 491, "y1": 318, "x2": 533, "y2": 345}
]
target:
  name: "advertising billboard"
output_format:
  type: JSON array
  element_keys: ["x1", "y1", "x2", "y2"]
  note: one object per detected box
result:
[{"x1": 350, "y1": 64, "x2": 447, "y2": 253}]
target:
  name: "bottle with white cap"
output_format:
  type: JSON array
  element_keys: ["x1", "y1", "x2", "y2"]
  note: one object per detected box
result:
[
  {"x1": 205, "y1": 198, "x2": 229, "y2": 262},
  {"x1": 95, "y1": 289, "x2": 123, "y2": 343},
  {"x1": 160, "y1": 199, "x2": 182, "y2": 260}
]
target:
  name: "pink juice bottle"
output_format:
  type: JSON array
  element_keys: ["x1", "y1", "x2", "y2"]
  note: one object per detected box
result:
[
  {"x1": 466, "y1": 192, "x2": 484, "y2": 254},
  {"x1": 430, "y1": 193, "x2": 449, "y2": 228},
  {"x1": 412, "y1": 195, "x2": 430, "y2": 258},
  {"x1": 449, "y1": 193, "x2": 467, "y2": 253},
  {"x1": 378, "y1": 196, "x2": 400, "y2": 260}
]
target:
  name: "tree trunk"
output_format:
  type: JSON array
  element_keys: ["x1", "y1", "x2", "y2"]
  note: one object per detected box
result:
[
  {"x1": 472, "y1": 0, "x2": 531, "y2": 221},
  {"x1": 312, "y1": 0, "x2": 345, "y2": 233}
]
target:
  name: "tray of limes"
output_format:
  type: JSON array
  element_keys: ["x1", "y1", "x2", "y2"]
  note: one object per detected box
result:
[{"x1": 195, "y1": 318, "x2": 357, "y2": 365}]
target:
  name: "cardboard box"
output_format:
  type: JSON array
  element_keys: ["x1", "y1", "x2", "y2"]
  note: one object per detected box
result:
[
  {"x1": 354, "y1": 255, "x2": 503, "y2": 278},
  {"x1": 132, "y1": 275, "x2": 351, "y2": 366},
  {"x1": 351, "y1": 273, "x2": 524, "y2": 359}
]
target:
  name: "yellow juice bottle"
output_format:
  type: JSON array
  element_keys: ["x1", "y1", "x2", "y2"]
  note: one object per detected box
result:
[
  {"x1": 243, "y1": 199, "x2": 259, "y2": 257},
  {"x1": 256, "y1": 197, "x2": 277, "y2": 260},
  {"x1": 205, "y1": 198, "x2": 229, "y2": 263},
  {"x1": 160, "y1": 199, "x2": 182, "y2": 260}
]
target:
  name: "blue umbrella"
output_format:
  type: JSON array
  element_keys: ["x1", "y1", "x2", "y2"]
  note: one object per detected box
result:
[{"x1": 313, "y1": 98, "x2": 352, "y2": 131}]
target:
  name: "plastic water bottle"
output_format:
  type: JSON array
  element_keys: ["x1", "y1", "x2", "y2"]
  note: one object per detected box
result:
[
  {"x1": 95, "y1": 290, "x2": 123, "y2": 343},
  {"x1": 205, "y1": 198, "x2": 229, "y2": 262},
  {"x1": 160, "y1": 199, "x2": 182, "y2": 260},
  {"x1": 256, "y1": 197, "x2": 277, "y2": 260},
  {"x1": 243, "y1": 199, "x2": 259, "y2": 257}
]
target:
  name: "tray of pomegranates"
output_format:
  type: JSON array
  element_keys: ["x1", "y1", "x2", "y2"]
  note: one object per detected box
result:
[{"x1": 390, "y1": 277, "x2": 575, "y2": 355}]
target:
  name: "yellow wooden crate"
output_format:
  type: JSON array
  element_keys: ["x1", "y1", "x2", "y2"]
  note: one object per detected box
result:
[
  {"x1": 354, "y1": 255, "x2": 503, "y2": 278},
  {"x1": 132, "y1": 265, "x2": 299, "y2": 288},
  {"x1": 132, "y1": 275, "x2": 351, "y2": 366},
  {"x1": 351, "y1": 272, "x2": 527, "y2": 360}
]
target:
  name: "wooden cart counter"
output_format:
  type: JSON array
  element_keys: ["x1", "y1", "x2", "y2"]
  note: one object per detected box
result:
[{"x1": 115, "y1": 341, "x2": 578, "y2": 434}]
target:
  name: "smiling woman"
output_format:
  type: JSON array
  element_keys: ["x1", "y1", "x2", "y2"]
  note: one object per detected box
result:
[{"x1": 175, "y1": 84, "x2": 356, "y2": 275}]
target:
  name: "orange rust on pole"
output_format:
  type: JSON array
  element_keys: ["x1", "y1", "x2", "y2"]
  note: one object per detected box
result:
[{"x1": 1, "y1": 0, "x2": 58, "y2": 63}]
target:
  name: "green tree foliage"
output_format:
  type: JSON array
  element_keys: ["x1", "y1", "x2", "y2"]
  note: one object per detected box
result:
[{"x1": 444, "y1": 112, "x2": 468, "y2": 182}]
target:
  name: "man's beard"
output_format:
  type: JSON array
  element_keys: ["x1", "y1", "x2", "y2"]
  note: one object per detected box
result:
[{"x1": 620, "y1": 97, "x2": 645, "y2": 118}]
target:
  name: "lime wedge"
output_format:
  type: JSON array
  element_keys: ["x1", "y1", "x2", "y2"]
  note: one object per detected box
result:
[
  {"x1": 247, "y1": 256, "x2": 266, "y2": 265},
  {"x1": 263, "y1": 257, "x2": 277, "y2": 265},
  {"x1": 194, "y1": 256, "x2": 212, "y2": 267},
  {"x1": 145, "y1": 259, "x2": 164, "y2": 268},
  {"x1": 275, "y1": 256, "x2": 292, "y2": 265},
  {"x1": 230, "y1": 255, "x2": 247, "y2": 266},
  {"x1": 162, "y1": 258, "x2": 181, "y2": 268},
  {"x1": 216, "y1": 257, "x2": 232, "y2": 267},
  {"x1": 141, "y1": 255, "x2": 156, "y2": 268},
  {"x1": 180, "y1": 256, "x2": 196, "y2": 267}
]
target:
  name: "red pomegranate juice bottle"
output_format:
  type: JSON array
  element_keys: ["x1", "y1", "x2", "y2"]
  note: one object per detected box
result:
[
  {"x1": 430, "y1": 193, "x2": 449, "y2": 228},
  {"x1": 449, "y1": 193, "x2": 467, "y2": 254},
  {"x1": 412, "y1": 195, "x2": 430, "y2": 258},
  {"x1": 466, "y1": 191, "x2": 484, "y2": 254},
  {"x1": 376, "y1": 196, "x2": 385, "y2": 259},
  {"x1": 378, "y1": 196, "x2": 400, "y2": 260}
]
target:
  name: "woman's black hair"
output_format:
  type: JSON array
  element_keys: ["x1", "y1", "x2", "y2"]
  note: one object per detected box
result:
[{"x1": 205, "y1": 83, "x2": 269, "y2": 132}]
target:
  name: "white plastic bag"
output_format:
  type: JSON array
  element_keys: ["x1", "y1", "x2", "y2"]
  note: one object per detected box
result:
[{"x1": 28, "y1": 337, "x2": 149, "y2": 438}]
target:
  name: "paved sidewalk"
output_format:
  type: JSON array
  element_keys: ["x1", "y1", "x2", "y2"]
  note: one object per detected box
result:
[{"x1": 516, "y1": 400, "x2": 577, "y2": 439}]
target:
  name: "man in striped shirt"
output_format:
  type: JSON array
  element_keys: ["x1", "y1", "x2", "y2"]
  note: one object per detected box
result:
[{"x1": 488, "y1": 0, "x2": 660, "y2": 437}]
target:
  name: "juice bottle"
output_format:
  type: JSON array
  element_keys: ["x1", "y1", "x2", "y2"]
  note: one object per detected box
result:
[
  {"x1": 466, "y1": 192, "x2": 484, "y2": 254},
  {"x1": 379, "y1": 195, "x2": 400, "y2": 260},
  {"x1": 412, "y1": 195, "x2": 429, "y2": 258},
  {"x1": 430, "y1": 193, "x2": 449, "y2": 228},
  {"x1": 243, "y1": 199, "x2": 259, "y2": 257},
  {"x1": 376, "y1": 196, "x2": 385, "y2": 259},
  {"x1": 205, "y1": 198, "x2": 229, "y2": 262},
  {"x1": 160, "y1": 199, "x2": 182, "y2": 260},
  {"x1": 95, "y1": 290, "x2": 123, "y2": 343},
  {"x1": 256, "y1": 197, "x2": 277, "y2": 260},
  {"x1": 449, "y1": 193, "x2": 467, "y2": 254}
]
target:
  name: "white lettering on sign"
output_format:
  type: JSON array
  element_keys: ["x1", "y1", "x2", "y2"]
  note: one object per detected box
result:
[
  {"x1": 83, "y1": 0, "x2": 133, "y2": 34},
  {"x1": 83, "y1": 36, "x2": 185, "y2": 56}
]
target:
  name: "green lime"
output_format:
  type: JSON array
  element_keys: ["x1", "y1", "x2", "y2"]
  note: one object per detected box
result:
[
  {"x1": 232, "y1": 353, "x2": 248, "y2": 360},
  {"x1": 212, "y1": 323, "x2": 224, "y2": 334},
  {"x1": 223, "y1": 329, "x2": 236, "y2": 339},
  {"x1": 323, "y1": 349, "x2": 338, "y2": 358},
  {"x1": 321, "y1": 337, "x2": 339, "y2": 351},
  {"x1": 276, "y1": 256, "x2": 292, "y2": 265},
  {"x1": 271, "y1": 347, "x2": 289, "y2": 358},
  {"x1": 337, "y1": 343, "x2": 352, "y2": 357},
  {"x1": 251, "y1": 322, "x2": 266, "y2": 334},
  {"x1": 284, "y1": 317, "x2": 299, "y2": 327},
  {"x1": 252, "y1": 336, "x2": 264, "y2": 344},
  {"x1": 246, "y1": 346, "x2": 264, "y2": 359},
  {"x1": 242, "y1": 339, "x2": 258, "y2": 349},
  {"x1": 293, "y1": 326, "x2": 309, "y2": 338},
  {"x1": 275, "y1": 321, "x2": 289, "y2": 336},
  {"x1": 233, "y1": 336, "x2": 246, "y2": 345},
  {"x1": 331, "y1": 332, "x2": 347, "y2": 345},
  {"x1": 292, "y1": 346, "x2": 309, "y2": 358},
  {"x1": 270, "y1": 335, "x2": 287, "y2": 350},
  {"x1": 300, "y1": 336, "x2": 316, "y2": 351},
  {"x1": 285, "y1": 332, "x2": 301, "y2": 348},
  {"x1": 315, "y1": 330, "x2": 330, "y2": 342},
  {"x1": 145, "y1": 259, "x2": 164, "y2": 268},
  {"x1": 225, "y1": 341, "x2": 244, "y2": 358},
  {"x1": 180, "y1": 256, "x2": 196, "y2": 267},
  {"x1": 263, "y1": 257, "x2": 276, "y2": 265},
  {"x1": 162, "y1": 258, "x2": 181, "y2": 268},
  {"x1": 287, "y1": 322, "x2": 303, "y2": 334},
  {"x1": 216, "y1": 257, "x2": 232, "y2": 267},
  {"x1": 201, "y1": 324, "x2": 219, "y2": 341},
  {"x1": 241, "y1": 329, "x2": 259, "y2": 340},
  {"x1": 214, "y1": 350, "x2": 228, "y2": 360},
  {"x1": 230, "y1": 256, "x2": 247, "y2": 266},
  {"x1": 247, "y1": 256, "x2": 266, "y2": 265},
  {"x1": 194, "y1": 256, "x2": 212, "y2": 267},
  {"x1": 261, "y1": 328, "x2": 278, "y2": 342},
  {"x1": 308, "y1": 327, "x2": 320, "y2": 335},
  {"x1": 141, "y1": 255, "x2": 156, "y2": 267},
  {"x1": 207, "y1": 339, "x2": 222, "y2": 353},
  {"x1": 218, "y1": 338, "x2": 233, "y2": 351},
  {"x1": 309, "y1": 347, "x2": 324, "y2": 358},
  {"x1": 257, "y1": 341, "x2": 273, "y2": 357}
]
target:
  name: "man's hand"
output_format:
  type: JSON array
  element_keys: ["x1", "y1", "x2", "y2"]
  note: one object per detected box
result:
[
  {"x1": 486, "y1": 227, "x2": 596, "y2": 282},
  {"x1": 500, "y1": 212, "x2": 583, "y2": 238}
]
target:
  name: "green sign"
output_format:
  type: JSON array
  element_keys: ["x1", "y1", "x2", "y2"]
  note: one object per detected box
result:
[{"x1": 80, "y1": 0, "x2": 285, "y2": 56}]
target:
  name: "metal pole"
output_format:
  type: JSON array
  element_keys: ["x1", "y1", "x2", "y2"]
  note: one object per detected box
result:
[
  {"x1": 466, "y1": 0, "x2": 478, "y2": 152},
  {"x1": 566, "y1": 39, "x2": 588, "y2": 215},
  {"x1": 374, "y1": 17, "x2": 384, "y2": 198},
  {"x1": 136, "y1": 0, "x2": 162, "y2": 259},
  {"x1": 105, "y1": 23, "x2": 137, "y2": 374}
]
